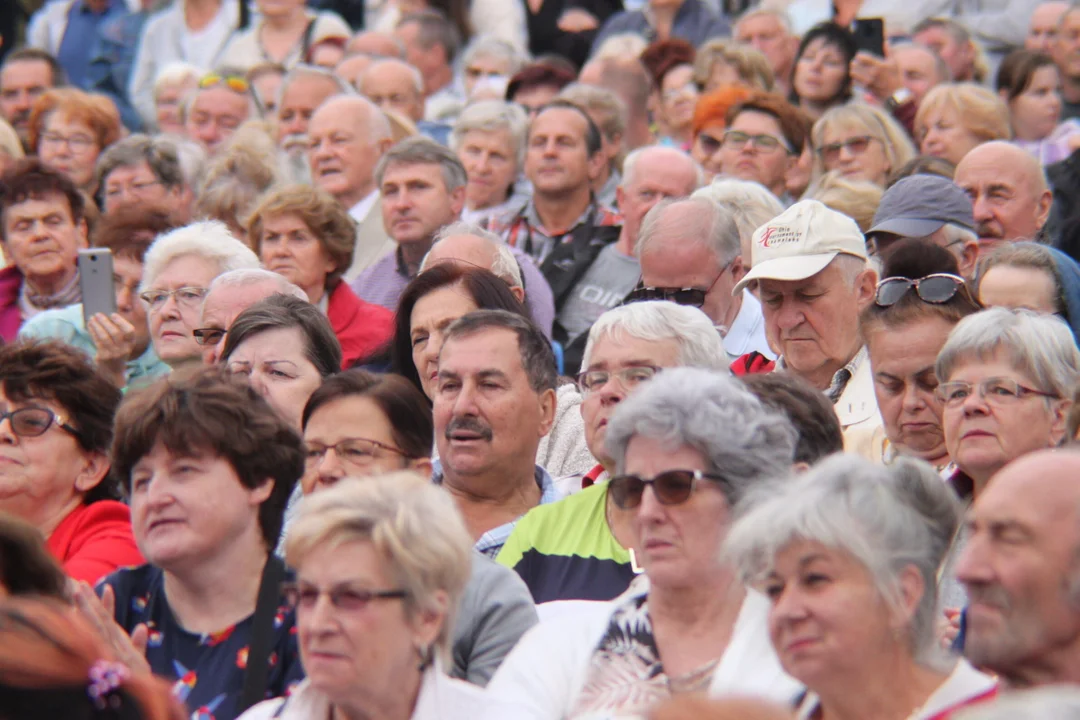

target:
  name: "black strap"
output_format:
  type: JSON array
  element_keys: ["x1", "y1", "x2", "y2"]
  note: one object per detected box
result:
[
  {"x1": 238, "y1": 555, "x2": 287, "y2": 713},
  {"x1": 239, "y1": 0, "x2": 250, "y2": 31},
  {"x1": 299, "y1": 17, "x2": 317, "y2": 61}
]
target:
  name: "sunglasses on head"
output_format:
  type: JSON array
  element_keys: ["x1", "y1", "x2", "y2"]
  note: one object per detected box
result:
[
  {"x1": 874, "y1": 274, "x2": 967, "y2": 307},
  {"x1": 198, "y1": 73, "x2": 250, "y2": 93},
  {"x1": 608, "y1": 469, "x2": 730, "y2": 510}
]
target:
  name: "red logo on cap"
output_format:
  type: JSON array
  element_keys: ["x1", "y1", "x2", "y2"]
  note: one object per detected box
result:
[{"x1": 759, "y1": 227, "x2": 777, "y2": 248}]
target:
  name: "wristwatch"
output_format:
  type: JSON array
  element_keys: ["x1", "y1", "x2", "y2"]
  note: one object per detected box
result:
[{"x1": 884, "y1": 87, "x2": 914, "y2": 112}]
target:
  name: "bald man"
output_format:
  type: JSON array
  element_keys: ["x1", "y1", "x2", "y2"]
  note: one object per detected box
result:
[
  {"x1": 954, "y1": 142, "x2": 1053, "y2": 251},
  {"x1": 308, "y1": 95, "x2": 396, "y2": 279},
  {"x1": 957, "y1": 448, "x2": 1080, "y2": 688},
  {"x1": 336, "y1": 54, "x2": 375, "y2": 89},
  {"x1": 359, "y1": 58, "x2": 426, "y2": 122},
  {"x1": 1027, "y1": 1, "x2": 1070, "y2": 52}
]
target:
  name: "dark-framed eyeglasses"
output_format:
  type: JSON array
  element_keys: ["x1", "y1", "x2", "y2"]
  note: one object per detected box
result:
[
  {"x1": 576, "y1": 365, "x2": 660, "y2": 394},
  {"x1": 280, "y1": 582, "x2": 407, "y2": 611},
  {"x1": 192, "y1": 327, "x2": 226, "y2": 346},
  {"x1": 303, "y1": 438, "x2": 408, "y2": 467},
  {"x1": 625, "y1": 266, "x2": 727, "y2": 308},
  {"x1": 0, "y1": 407, "x2": 78, "y2": 439},
  {"x1": 722, "y1": 130, "x2": 793, "y2": 155},
  {"x1": 875, "y1": 274, "x2": 967, "y2": 307},
  {"x1": 608, "y1": 469, "x2": 730, "y2": 510}
]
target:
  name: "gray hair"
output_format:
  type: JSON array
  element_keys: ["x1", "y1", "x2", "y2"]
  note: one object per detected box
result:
[
  {"x1": 460, "y1": 35, "x2": 527, "y2": 77},
  {"x1": 725, "y1": 454, "x2": 963, "y2": 671},
  {"x1": 581, "y1": 301, "x2": 729, "y2": 372},
  {"x1": 163, "y1": 135, "x2": 207, "y2": 190},
  {"x1": 954, "y1": 685, "x2": 1080, "y2": 719},
  {"x1": 153, "y1": 61, "x2": 201, "y2": 101},
  {"x1": 140, "y1": 220, "x2": 260, "y2": 293},
  {"x1": 734, "y1": 6, "x2": 793, "y2": 35},
  {"x1": 557, "y1": 83, "x2": 628, "y2": 144},
  {"x1": 374, "y1": 136, "x2": 468, "y2": 193},
  {"x1": 426, "y1": 220, "x2": 523, "y2": 287},
  {"x1": 206, "y1": 268, "x2": 308, "y2": 301},
  {"x1": 622, "y1": 145, "x2": 705, "y2": 190},
  {"x1": 605, "y1": 367, "x2": 797, "y2": 502},
  {"x1": 443, "y1": 310, "x2": 556, "y2": 393},
  {"x1": 692, "y1": 179, "x2": 785, "y2": 259},
  {"x1": 935, "y1": 307, "x2": 1080, "y2": 398},
  {"x1": 637, "y1": 196, "x2": 742, "y2": 267},
  {"x1": 95, "y1": 134, "x2": 185, "y2": 192},
  {"x1": 450, "y1": 100, "x2": 529, "y2": 170},
  {"x1": 890, "y1": 42, "x2": 952, "y2": 83},
  {"x1": 277, "y1": 63, "x2": 355, "y2": 108},
  {"x1": 362, "y1": 58, "x2": 424, "y2": 95}
]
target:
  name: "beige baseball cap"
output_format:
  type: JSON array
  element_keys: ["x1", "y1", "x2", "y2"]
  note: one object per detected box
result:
[{"x1": 732, "y1": 200, "x2": 868, "y2": 295}]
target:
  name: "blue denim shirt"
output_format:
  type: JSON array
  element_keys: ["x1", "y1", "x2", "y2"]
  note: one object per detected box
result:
[
  {"x1": 57, "y1": 0, "x2": 127, "y2": 89},
  {"x1": 86, "y1": 8, "x2": 148, "y2": 131}
]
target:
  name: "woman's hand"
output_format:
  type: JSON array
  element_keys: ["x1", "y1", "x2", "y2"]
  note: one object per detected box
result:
[
  {"x1": 73, "y1": 582, "x2": 151, "y2": 676},
  {"x1": 939, "y1": 607, "x2": 962, "y2": 649},
  {"x1": 87, "y1": 313, "x2": 135, "y2": 387},
  {"x1": 557, "y1": 8, "x2": 599, "y2": 33},
  {"x1": 850, "y1": 51, "x2": 902, "y2": 103}
]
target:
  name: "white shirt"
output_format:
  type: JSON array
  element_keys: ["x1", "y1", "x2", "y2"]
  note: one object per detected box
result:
[
  {"x1": 724, "y1": 290, "x2": 775, "y2": 363},
  {"x1": 181, "y1": 5, "x2": 234, "y2": 70},
  {"x1": 348, "y1": 188, "x2": 379, "y2": 226}
]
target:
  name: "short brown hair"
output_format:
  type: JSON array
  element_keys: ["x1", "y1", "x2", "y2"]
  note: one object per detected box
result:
[
  {"x1": 0, "y1": 158, "x2": 84, "y2": 242},
  {"x1": 726, "y1": 90, "x2": 812, "y2": 155},
  {"x1": 739, "y1": 372, "x2": 843, "y2": 465},
  {"x1": 505, "y1": 62, "x2": 575, "y2": 103},
  {"x1": 110, "y1": 366, "x2": 305, "y2": 549},
  {"x1": 0, "y1": 341, "x2": 122, "y2": 503},
  {"x1": 247, "y1": 185, "x2": 356, "y2": 289},
  {"x1": 0, "y1": 513, "x2": 67, "y2": 600},
  {"x1": 90, "y1": 205, "x2": 179, "y2": 263},
  {"x1": 996, "y1": 48, "x2": 1057, "y2": 102},
  {"x1": 640, "y1": 38, "x2": 696, "y2": 89},
  {"x1": 27, "y1": 88, "x2": 122, "y2": 155}
]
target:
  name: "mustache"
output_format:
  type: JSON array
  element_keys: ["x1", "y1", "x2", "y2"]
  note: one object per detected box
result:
[
  {"x1": 975, "y1": 222, "x2": 1003, "y2": 239},
  {"x1": 966, "y1": 583, "x2": 1012, "y2": 611},
  {"x1": 445, "y1": 416, "x2": 493, "y2": 441}
]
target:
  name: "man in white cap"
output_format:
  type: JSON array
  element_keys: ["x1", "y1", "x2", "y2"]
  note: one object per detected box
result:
[{"x1": 732, "y1": 199, "x2": 882, "y2": 453}]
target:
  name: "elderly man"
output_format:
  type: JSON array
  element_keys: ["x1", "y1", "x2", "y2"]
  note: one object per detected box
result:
[
  {"x1": 351, "y1": 137, "x2": 466, "y2": 310},
  {"x1": 396, "y1": 10, "x2": 460, "y2": 122},
  {"x1": 433, "y1": 310, "x2": 560, "y2": 557},
  {"x1": 1059, "y1": 5, "x2": 1080, "y2": 120},
  {"x1": 734, "y1": 8, "x2": 798, "y2": 95},
  {"x1": 637, "y1": 196, "x2": 772, "y2": 365},
  {"x1": 421, "y1": 221, "x2": 556, "y2": 337},
  {"x1": 955, "y1": 141, "x2": 1053, "y2": 251},
  {"x1": 912, "y1": 17, "x2": 980, "y2": 83},
  {"x1": 276, "y1": 65, "x2": 352, "y2": 180},
  {"x1": 957, "y1": 448, "x2": 1080, "y2": 688},
  {"x1": 0, "y1": 159, "x2": 87, "y2": 342},
  {"x1": 184, "y1": 71, "x2": 257, "y2": 156},
  {"x1": 0, "y1": 48, "x2": 60, "y2": 146},
  {"x1": 308, "y1": 95, "x2": 395, "y2": 280},
  {"x1": 557, "y1": 84, "x2": 627, "y2": 208},
  {"x1": 196, "y1": 268, "x2": 307, "y2": 364},
  {"x1": 732, "y1": 199, "x2": 880, "y2": 451},
  {"x1": 577, "y1": 57, "x2": 654, "y2": 151},
  {"x1": 893, "y1": 43, "x2": 950, "y2": 107},
  {"x1": 719, "y1": 93, "x2": 809, "y2": 202},
  {"x1": 1028, "y1": 1, "x2": 1070, "y2": 52},
  {"x1": 866, "y1": 175, "x2": 980, "y2": 280},
  {"x1": 95, "y1": 135, "x2": 194, "y2": 220},
  {"x1": 359, "y1": 58, "x2": 452, "y2": 144}
]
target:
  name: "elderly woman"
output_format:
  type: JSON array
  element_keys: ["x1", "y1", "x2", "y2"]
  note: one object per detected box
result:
[
  {"x1": 977, "y1": 241, "x2": 1080, "y2": 341},
  {"x1": 0, "y1": 341, "x2": 141, "y2": 584},
  {"x1": 641, "y1": 39, "x2": 698, "y2": 149},
  {"x1": 460, "y1": 37, "x2": 527, "y2": 101},
  {"x1": 915, "y1": 83, "x2": 1012, "y2": 166},
  {"x1": 95, "y1": 135, "x2": 190, "y2": 216},
  {"x1": 29, "y1": 88, "x2": 123, "y2": 196},
  {"x1": 78, "y1": 367, "x2": 304, "y2": 720},
  {"x1": 139, "y1": 220, "x2": 260, "y2": 369},
  {"x1": 860, "y1": 240, "x2": 981, "y2": 474},
  {"x1": 247, "y1": 185, "x2": 394, "y2": 367},
  {"x1": 937, "y1": 307, "x2": 1080, "y2": 499},
  {"x1": 694, "y1": 39, "x2": 774, "y2": 93},
  {"x1": 151, "y1": 63, "x2": 200, "y2": 136},
  {"x1": 239, "y1": 475, "x2": 517, "y2": 719},
  {"x1": 789, "y1": 23, "x2": 854, "y2": 121},
  {"x1": 451, "y1": 101, "x2": 529, "y2": 225},
  {"x1": 688, "y1": 86, "x2": 754, "y2": 180},
  {"x1": 725, "y1": 454, "x2": 996, "y2": 720},
  {"x1": 997, "y1": 49, "x2": 1080, "y2": 165},
  {"x1": 810, "y1": 104, "x2": 916, "y2": 187},
  {"x1": 487, "y1": 368, "x2": 802, "y2": 716}
]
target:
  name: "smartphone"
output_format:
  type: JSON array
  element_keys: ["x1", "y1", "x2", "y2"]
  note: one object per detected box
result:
[
  {"x1": 851, "y1": 17, "x2": 886, "y2": 58},
  {"x1": 78, "y1": 248, "x2": 117, "y2": 327}
]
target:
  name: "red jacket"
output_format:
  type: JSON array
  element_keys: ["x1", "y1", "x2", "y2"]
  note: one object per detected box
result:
[
  {"x1": 0, "y1": 265, "x2": 23, "y2": 343},
  {"x1": 326, "y1": 281, "x2": 394, "y2": 368},
  {"x1": 45, "y1": 501, "x2": 144, "y2": 584},
  {"x1": 731, "y1": 351, "x2": 776, "y2": 376}
]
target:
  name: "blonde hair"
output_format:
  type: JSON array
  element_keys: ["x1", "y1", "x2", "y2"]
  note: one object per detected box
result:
[
  {"x1": 0, "y1": 117, "x2": 24, "y2": 161},
  {"x1": 810, "y1": 103, "x2": 916, "y2": 185},
  {"x1": 693, "y1": 39, "x2": 775, "y2": 92},
  {"x1": 285, "y1": 473, "x2": 473, "y2": 662},
  {"x1": 593, "y1": 32, "x2": 649, "y2": 60},
  {"x1": 803, "y1": 170, "x2": 883, "y2": 234},
  {"x1": 915, "y1": 83, "x2": 1011, "y2": 146}
]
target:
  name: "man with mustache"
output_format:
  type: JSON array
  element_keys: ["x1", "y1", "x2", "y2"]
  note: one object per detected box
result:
[
  {"x1": 276, "y1": 65, "x2": 351, "y2": 184},
  {"x1": 433, "y1": 310, "x2": 559, "y2": 558},
  {"x1": 954, "y1": 142, "x2": 1053, "y2": 252},
  {"x1": 956, "y1": 448, "x2": 1080, "y2": 689},
  {"x1": 350, "y1": 136, "x2": 466, "y2": 311},
  {"x1": 732, "y1": 199, "x2": 881, "y2": 454},
  {"x1": 0, "y1": 49, "x2": 60, "y2": 148}
]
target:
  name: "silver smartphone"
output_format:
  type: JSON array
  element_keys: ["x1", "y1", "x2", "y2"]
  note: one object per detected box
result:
[{"x1": 78, "y1": 248, "x2": 117, "y2": 327}]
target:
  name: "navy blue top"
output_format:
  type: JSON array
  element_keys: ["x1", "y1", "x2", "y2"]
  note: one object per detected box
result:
[
  {"x1": 57, "y1": 0, "x2": 127, "y2": 89},
  {"x1": 100, "y1": 564, "x2": 303, "y2": 720}
]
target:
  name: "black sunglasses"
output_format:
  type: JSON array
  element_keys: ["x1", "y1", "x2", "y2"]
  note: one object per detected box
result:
[
  {"x1": 608, "y1": 469, "x2": 730, "y2": 510},
  {"x1": 625, "y1": 266, "x2": 727, "y2": 308},
  {"x1": 193, "y1": 327, "x2": 226, "y2": 345},
  {"x1": 875, "y1": 274, "x2": 967, "y2": 307}
]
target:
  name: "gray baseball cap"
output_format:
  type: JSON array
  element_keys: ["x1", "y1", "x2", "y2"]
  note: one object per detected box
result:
[{"x1": 867, "y1": 175, "x2": 975, "y2": 238}]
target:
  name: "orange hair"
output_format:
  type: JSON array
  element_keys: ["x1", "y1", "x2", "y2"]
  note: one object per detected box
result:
[
  {"x1": 27, "y1": 88, "x2": 123, "y2": 155},
  {"x1": 691, "y1": 84, "x2": 754, "y2": 138}
]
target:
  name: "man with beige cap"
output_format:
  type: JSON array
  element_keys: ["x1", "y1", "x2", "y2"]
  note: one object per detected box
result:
[{"x1": 732, "y1": 200, "x2": 882, "y2": 453}]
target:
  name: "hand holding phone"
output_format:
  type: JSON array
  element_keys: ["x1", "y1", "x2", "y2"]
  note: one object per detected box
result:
[
  {"x1": 78, "y1": 248, "x2": 117, "y2": 328},
  {"x1": 851, "y1": 17, "x2": 886, "y2": 58}
]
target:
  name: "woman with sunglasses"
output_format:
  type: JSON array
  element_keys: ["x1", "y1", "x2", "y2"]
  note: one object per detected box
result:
[
  {"x1": 810, "y1": 103, "x2": 915, "y2": 187},
  {"x1": 858, "y1": 239, "x2": 981, "y2": 475},
  {"x1": 488, "y1": 367, "x2": 802, "y2": 717},
  {"x1": 0, "y1": 341, "x2": 141, "y2": 584}
]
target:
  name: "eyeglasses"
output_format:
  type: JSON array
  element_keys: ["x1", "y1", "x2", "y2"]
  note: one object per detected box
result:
[
  {"x1": 936, "y1": 377, "x2": 1059, "y2": 407},
  {"x1": 625, "y1": 266, "x2": 727, "y2": 308},
  {"x1": 722, "y1": 130, "x2": 793, "y2": 155},
  {"x1": 696, "y1": 131, "x2": 723, "y2": 155},
  {"x1": 192, "y1": 327, "x2": 226, "y2": 346},
  {"x1": 875, "y1": 274, "x2": 967, "y2": 307},
  {"x1": 139, "y1": 286, "x2": 207, "y2": 310},
  {"x1": 576, "y1": 365, "x2": 660, "y2": 394},
  {"x1": 608, "y1": 469, "x2": 730, "y2": 510},
  {"x1": 662, "y1": 83, "x2": 700, "y2": 102},
  {"x1": 816, "y1": 135, "x2": 879, "y2": 163},
  {"x1": 304, "y1": 438, "x2": 408, "y2": 467},
  {"x1": 40, "y1": 132, "x2": 96, "y2": 153},
  {"x1": 280, "y1": 582, "x2": 407, "y2": 612},
  {"x1": 0, "y1": 407, "x2": 78, "y2": 439},
  {"x1": 198, "y1": 73, "x2": 250, "y2": 93},
  {"x1": 104, "y1": 180, "x2": 162, "y2": 200}
]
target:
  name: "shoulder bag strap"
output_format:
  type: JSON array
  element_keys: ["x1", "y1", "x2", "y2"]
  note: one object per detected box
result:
[{"x1": 238, "y1": 555, "x2": 288, "y2": 713}]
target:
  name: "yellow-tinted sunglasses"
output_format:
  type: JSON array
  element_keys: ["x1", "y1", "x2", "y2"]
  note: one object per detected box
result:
[{"x1": 198, "y1": 73, "x2": 250, "y2": 93}]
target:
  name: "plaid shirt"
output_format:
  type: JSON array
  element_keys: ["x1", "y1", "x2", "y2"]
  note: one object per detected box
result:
[
  {"x1": 775, "y1": 346, "x2": 867, "y2": 404},
  {"x1": 432, "y1": 462, "x2": 563, "y2": 558},
  {"x1": 487, "y1": 199, "x2": 622, "y2": 265},
  {"x1": 350, "y1": 246, "x2": 411, "y2": 311}
]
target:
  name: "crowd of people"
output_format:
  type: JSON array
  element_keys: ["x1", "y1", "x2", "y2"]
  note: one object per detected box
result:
[{"x1": 3, "y1": 0, "x2": 1080, "y2": 717}]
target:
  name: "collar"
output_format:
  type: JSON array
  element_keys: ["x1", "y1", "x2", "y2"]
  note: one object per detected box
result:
[
  {"x1": 348, "y1": 188, "x2": 379, "y2": 222},
  {"x1": 394, "y1": 245, "x2": 413, "y2": 279},
  {"x1": 775, "y1": 346, "x2": 866, "y2": 403},
  {"x1": 522, "y1": 197, "x2": 595, "y2": 237}
]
